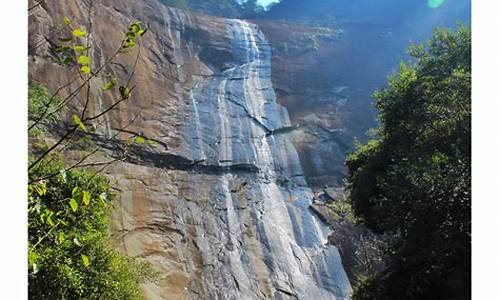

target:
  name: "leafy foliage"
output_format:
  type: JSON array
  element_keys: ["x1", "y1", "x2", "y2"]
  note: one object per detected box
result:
[
  {"x1": 28, "y1": 159, "x2": 155, "y2": 299},
  {"x1": 28, "y1": 83, "x2": 62, "y2": 125},
  {"x1": 326, "y1": 199, "x2": 357, "y2": 223},
  {"x1": 347, "y1": 26, "x2": 471, "y2": 300},
  {"x1": 72, "y1": 115, "x2": 87, "y2": 132}
]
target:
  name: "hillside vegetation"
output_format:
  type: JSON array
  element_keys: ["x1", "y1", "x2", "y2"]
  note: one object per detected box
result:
[{"x1": 347, "y1": 26, "x2": 471, "y2": 299}]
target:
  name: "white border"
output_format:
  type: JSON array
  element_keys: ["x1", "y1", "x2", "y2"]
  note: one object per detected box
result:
[
  {"x1": 0, "y1": 0, "x2": 496, "y2": 299},
  {"x1": 472, "y1": 1, "x2": 500, "y2": 299},
  {"x1": 0, "y1": 0, "x2": 28, "y2": 299}
]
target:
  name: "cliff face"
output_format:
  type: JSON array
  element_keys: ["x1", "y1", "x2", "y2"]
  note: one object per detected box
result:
[
  {"x1": 29, "y1": 0, "x2": 351, "y2": 299},
  {"x1": 254, "y1": 0, "x2": 470, "y2": 190},
  {"x1": 255, "y1": 20, "x2": 361, "y2": 190}
]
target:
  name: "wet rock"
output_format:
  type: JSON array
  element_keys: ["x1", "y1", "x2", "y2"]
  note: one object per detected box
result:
[{"x1": 29, "y1": 0, "x2": 352, "y2": 298}]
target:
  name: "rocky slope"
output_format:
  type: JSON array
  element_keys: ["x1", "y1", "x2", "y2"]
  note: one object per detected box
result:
[{"x1": 29, "y1": 0, "x2": 352, "y2": 298}]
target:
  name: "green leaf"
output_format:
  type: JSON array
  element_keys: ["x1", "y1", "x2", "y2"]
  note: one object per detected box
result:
[
  {"x1": 62, "y1": 56, "x2": 74, "y2": 65},
  {"x1": 138, "y1": 28, "x2": 148, "y2": 36},
  {"x1": 72, "y1": 115, "x2": 87, "y2": 132},
  {"x1": 130, "y1": 22, "x2": 141, "y2": 34},
  {"x1": 82, "y1": 191, "x2": 91, "y2": 206},
  {"x1": 72, "y1": 187, "x2": 82, "y2": 199},
  {"x1": 58, "y1": 37, "x2": 73, "y2": 43},
  {"x1": 135, "y1": 136, "x2": 145, "y2": 144},
  {"x1": 119, "y1": 85, "x2": 131, "y2": 99},
  {"x1": 126, "y1": 31, "x2": 136, "y2": 39},
  {"x1": 123, "y1": 37, "x2": 136, "y2": 49},
  {"x1": 77, "y1": 55, "x2": 90, "y2": 65},
  {"x1": 73, "y1": 45, "x2": 89, "y2": 52},
  {"x1": 69, "y1": 198, "x2": 78, "y2": 212},
  {"x1": 46, "y1": 211, "x2": 55, "y2": 227},
  {"x1": 72, "y1": 28, "x2": 87, "y2": 38},
  {"x1": 81, "y1": 254, "x2": 90, "y2": 267},
  {"x1": 80, "y1": 66, "x2": 91, "y2": 75},
  {"x1": 63, "y1": 17, "x2": 72, "y2": 25},
  {"x1": 28, "y1": 251, "x2": 38, "y2": 264},
  {"x1": 59, "y1": 169, "x2": 67, "y2": 183},
  {"x1": 32, "y1": 182, "x2": 47, "y2": 196},
  {"x1": 57, "y1": 232, "x2": 66, "y2": 244},
  {"x1": 102, "y1": 81, "x2": 115, "y2": 91}
]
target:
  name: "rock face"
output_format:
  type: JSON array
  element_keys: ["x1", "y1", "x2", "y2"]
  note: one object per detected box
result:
[
  {"x1": 29, "y1": 0, "x2": 351, "y2": 299},
  {"x1": 252, "y1": 19, "x2": 371, "y2": 190},
  {"x1": 253, "y1": 1, "x2": 470, "y2": 189}
]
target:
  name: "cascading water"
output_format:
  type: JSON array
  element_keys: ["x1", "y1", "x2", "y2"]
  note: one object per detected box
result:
[
  {"x1": 30, "y1": 1, "x2": 472, "y2": 298},
  {"x1": 178, "y1": 17, "x2": 352, "y2": 299}
]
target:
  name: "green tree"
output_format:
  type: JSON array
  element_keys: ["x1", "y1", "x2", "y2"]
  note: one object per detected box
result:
[
  {"x1": 347, "y1": 26, "x2": 471, "y2": 300},
  {"x1": 28, "y1": 159, "x2": 155, "y2": 299}
]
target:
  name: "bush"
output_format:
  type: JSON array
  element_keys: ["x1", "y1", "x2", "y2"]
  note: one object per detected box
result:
[
  {"x1": 28, "y1": 159, "x2": 155, "y2": 299},
  {"x1": 326, "y1": 199, "x2": 357, "y2": 223},
  {"x1": 28, "y1": 83, "x2": 62, "y2": 125}
]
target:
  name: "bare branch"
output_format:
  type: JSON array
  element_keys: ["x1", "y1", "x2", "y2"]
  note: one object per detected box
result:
[
  {"x1": 29, "y1": 16, "x2": 146, "y2": 174},
  {"x1": 28, "y1": 0, "x2": 46, "y2": 12},
  {"x1": 85, "y1": 86, "x2": 136, "y2": 122},
  {"x1": 29, "y1": 23, "x2": 71, "y2": 53},
  {"x1": 75, "y1": 158, "x2": 125, "y2": 168},
  {"x1": 29, "y1": 110, "x2": 142, "y2": 184},
  {"x1": 28, "y1": 126, "x2": 78, "y2": 171},
  {"x1": 80, "y1": 2, "x2": 94, "y2": 120},
  {"x1": 88, "y1": 157, "x2": 125, "y2": 180},
  {"x1": 44, "y1": 47, "x2": 123, "y2": 119}
]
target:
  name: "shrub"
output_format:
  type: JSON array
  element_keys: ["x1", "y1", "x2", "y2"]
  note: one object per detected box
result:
[{"x1": 28, "y1": 159, "x2": 155, "y2": 299}]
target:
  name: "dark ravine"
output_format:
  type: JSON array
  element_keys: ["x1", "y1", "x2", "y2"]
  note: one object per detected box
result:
[{"x1": 29, "y1": 0, "x2": 353, "y2": 298}]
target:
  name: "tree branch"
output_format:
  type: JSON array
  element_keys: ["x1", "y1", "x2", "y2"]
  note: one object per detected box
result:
[
  {"x1": 29, "y1": 110, "x2": 142, "y2": 184},
  {"x1": 28, "y1": 125, "x2": 78, "y2": 171},
  {"x1": 28, "y1": 0, "x2": 45, "y2": 12}
]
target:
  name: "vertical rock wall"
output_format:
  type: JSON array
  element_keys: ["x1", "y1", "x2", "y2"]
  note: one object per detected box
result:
[{"x1": 29, "y1": 0, "x2": 351, "y2": 298}]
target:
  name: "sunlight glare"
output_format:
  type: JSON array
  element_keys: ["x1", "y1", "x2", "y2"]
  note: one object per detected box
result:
[{"x1": 427, "y1": 0, "x2": 446, "y2": 9}]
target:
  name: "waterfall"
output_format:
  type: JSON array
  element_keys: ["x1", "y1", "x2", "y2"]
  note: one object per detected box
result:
[{"x1": 180, "y1": 17, "x2": 352, "y2": 299}]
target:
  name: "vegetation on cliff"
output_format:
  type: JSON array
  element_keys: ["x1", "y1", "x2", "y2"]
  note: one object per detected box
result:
[
  {"x1": 28, "y1": 157, "x2": 155, "y2": 299},
  {"x1": 347, "y1": 26, "x2": 471, "y2": 299},
  {"x1": 28, "y1": 11, "x2": 156, "y2": 299}
]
